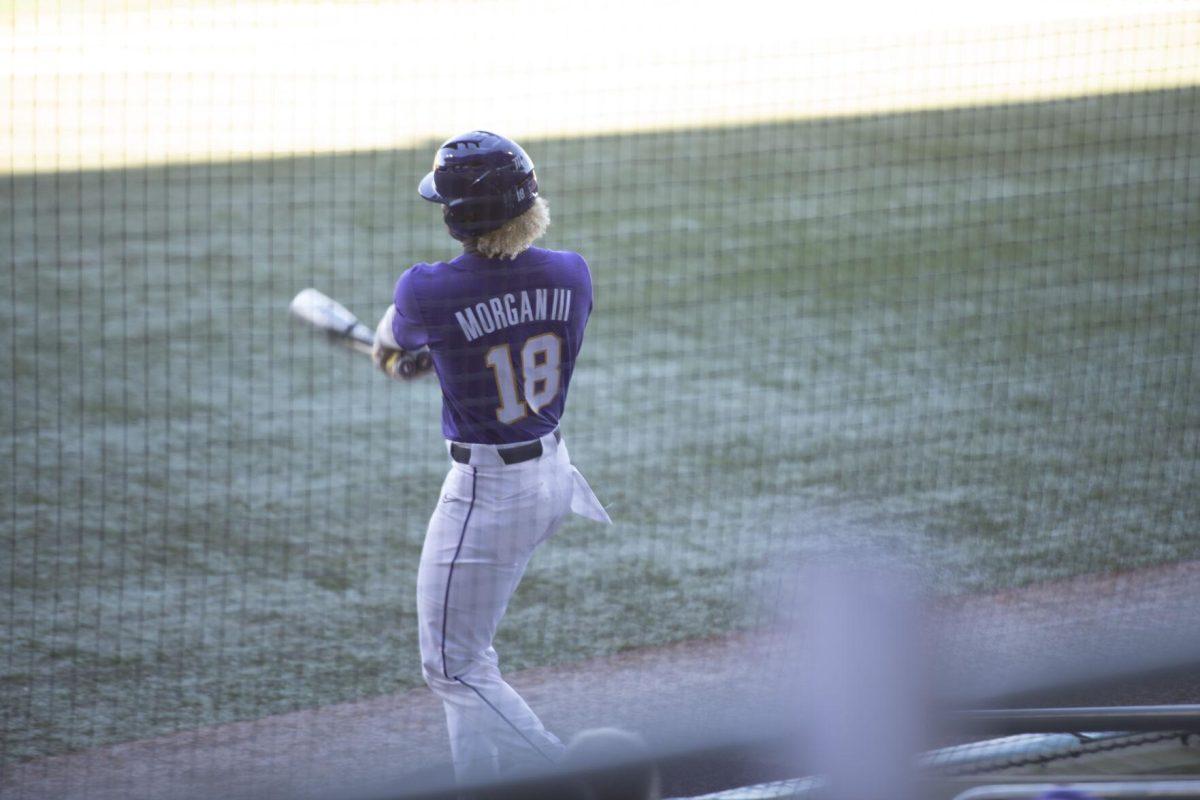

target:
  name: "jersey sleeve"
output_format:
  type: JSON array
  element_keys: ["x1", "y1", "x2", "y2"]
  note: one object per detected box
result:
[
  {"x1": 391, "y1": 266, "x2": 430, "y2": 350},
  {"x1": 572, "y1": 253, "x2": 594, "y2": 330}
]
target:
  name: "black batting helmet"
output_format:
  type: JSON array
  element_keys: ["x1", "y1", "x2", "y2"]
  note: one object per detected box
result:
[{"x1": 418, "y1": 131, "x2": 539, "y2": 241}]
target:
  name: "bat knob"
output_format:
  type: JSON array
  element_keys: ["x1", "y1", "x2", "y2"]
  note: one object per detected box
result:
[
  {"x1": 385, "y1": 352, "x2": 417, "y2": 379},
  {"x1": 415, "y1": 349, "x2": 434, "y2": 373}
]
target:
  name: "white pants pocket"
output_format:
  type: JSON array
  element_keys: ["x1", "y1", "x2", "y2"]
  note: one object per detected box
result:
[{"x1": 568, "y1": 466, "x2": 612, "y2": 524}]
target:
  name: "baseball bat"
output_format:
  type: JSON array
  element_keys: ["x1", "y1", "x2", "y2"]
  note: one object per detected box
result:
[
  {"x1": 289, "y1": 288, "x2": 430, "y2": 377},
  {"x1": 289, "y1": 287, "x2": 376, "y2": 354}
]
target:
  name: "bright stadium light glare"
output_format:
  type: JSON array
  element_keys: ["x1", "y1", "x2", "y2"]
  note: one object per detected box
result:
[{"x1": 1, "y1": 0, "x2": 1197, "y2": 172}]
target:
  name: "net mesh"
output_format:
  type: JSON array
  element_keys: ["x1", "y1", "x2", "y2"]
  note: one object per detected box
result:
[{"x1": 2, "y1": 1, "x2": 1199, "y2": 794}]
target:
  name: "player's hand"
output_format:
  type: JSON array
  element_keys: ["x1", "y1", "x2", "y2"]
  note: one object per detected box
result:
[
  {"x1": 372, "y1": 339, "x2": 417, "y2": 381},
  {"x1": 372, "y1": 305, "x2": 433, "y2": 381},
  {"x1": 372, "y1": 340, "x2": 433, "y2": 381},
  {"x1": 412, "y1": 346, "x2": 434, "y2": 375}
]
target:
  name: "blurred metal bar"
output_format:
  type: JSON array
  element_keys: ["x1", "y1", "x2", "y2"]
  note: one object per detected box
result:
[
  {"x1": 952, "y1": 780, "x2": 1200, "y2": 800},
  {"x1": 954, "y1": 705, "x2": 1200, "y2": 734}
]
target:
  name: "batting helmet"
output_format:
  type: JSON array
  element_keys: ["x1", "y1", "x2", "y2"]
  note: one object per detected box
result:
[{"x1": 417, "y1": 131, "x2": 539, "y2": 241}]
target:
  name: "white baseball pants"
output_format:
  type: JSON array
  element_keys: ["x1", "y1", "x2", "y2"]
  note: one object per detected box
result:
[{"x1": 416, "y1": 430, "x2": 609, "y2": 782}]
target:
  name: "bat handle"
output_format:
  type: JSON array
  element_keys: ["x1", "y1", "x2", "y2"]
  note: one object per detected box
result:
[{"x1": 384, "y1": 351, "x2": 418, "y2": 379}]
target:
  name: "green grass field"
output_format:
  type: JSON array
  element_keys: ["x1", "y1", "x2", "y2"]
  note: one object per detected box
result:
[{"x1": 2, "y1": 88, "x2": 1198, "y2": 766}]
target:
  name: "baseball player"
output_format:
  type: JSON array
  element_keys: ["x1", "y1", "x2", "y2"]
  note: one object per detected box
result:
[{"x1": 372, "y1": 131, "x2": 611, "y2": 782}]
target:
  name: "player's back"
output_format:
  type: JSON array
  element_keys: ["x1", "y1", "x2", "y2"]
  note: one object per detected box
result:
[{"x1": 391, "y1": 246, "x2": 593, "y2": 445}]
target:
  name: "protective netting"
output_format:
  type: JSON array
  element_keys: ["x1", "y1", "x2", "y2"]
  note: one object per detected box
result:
[{"x1": 2, "y1": 1, "x2": 1199, "y2": 794}]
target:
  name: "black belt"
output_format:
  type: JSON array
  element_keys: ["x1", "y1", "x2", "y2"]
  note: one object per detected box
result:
[{"x1": 451, "y1": 430, "x2": 561, "y2": 466}]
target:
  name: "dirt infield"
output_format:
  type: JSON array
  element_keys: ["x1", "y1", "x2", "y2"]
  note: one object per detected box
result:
[{"x1": 4, "y1": 562, "x2": 1198, "y2": 800}]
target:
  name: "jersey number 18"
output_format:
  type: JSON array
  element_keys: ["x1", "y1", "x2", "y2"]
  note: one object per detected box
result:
[{"x1": 484, "y1": 333, "x2": 563, "y2": 424}]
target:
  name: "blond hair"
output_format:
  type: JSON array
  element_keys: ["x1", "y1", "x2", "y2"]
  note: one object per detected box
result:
[{"x1": 472, "y1": 196, "x2": 551, "y2": 260}]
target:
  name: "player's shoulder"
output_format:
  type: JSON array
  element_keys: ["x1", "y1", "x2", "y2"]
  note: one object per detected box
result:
[
  {"x1": 530, "y1": 245, "x2": 587, "y2": 267},
  {"x1": 393, "y1": 261, "x2": 444, "y2": 308},
  {"x1": 399, "y1": 260, "x2": 442, "y2": 282},
  {"x1": 528, "y1": 247, "x2": 590, "y2": 283}
]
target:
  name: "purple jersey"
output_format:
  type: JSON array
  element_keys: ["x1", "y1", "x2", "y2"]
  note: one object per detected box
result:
[{"x1": 390, "y1": 246, "x2": 593, "y2": 445}]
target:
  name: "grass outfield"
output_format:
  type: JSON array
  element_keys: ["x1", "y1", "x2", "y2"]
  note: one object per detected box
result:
[{"x1": 2, "y1": 88, "x2": 1198, "y2": 765}]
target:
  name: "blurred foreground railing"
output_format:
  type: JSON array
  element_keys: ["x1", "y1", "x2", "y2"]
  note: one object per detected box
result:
[
  {"x1": 952, "y1": 780, "x2": 1200, "y2": 800},
  {"x1": 955, "y1": 706, "x2": 1200, "y2": 735}
]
